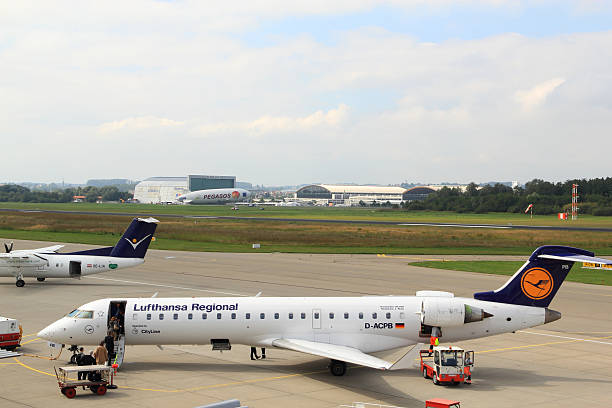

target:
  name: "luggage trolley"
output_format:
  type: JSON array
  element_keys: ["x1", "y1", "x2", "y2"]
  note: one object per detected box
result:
[{"x1": 54, "y1": 365, "x2": 115, "y2": 398}]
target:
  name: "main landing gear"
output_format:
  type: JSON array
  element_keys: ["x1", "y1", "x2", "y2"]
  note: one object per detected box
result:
[
  {"x1": 329, "y1": 359, "x2": 347, "y2": 376},
  {"x1": 37, "y1": 277, "x2": 46, "y2": 282},
  {"x1": 16, "y1": 277, "x2": 25, "y2": 287}
]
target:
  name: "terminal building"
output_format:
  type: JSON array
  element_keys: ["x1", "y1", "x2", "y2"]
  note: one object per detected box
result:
[
  {"x1": 294, "y1": 184, "x2": 437, "y2": 206},
  {"x1": 134, "y1": 175, "x2": 236, "y2": 204}
]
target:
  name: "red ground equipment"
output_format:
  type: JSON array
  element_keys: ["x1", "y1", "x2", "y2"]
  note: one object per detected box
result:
[
  {"x1": 426, "y1": 398, "x2": 461, "y2": 408},
  {"x1": 420, "y1": 346, "x2": 474, "y2": 385},
  {"x1": 0, "y1": 317, "x2": 22, "y2": 351}
]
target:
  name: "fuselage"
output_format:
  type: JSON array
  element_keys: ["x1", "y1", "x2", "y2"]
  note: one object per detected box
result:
[
  {"x1": 0, "y1": 254, "x2": 143, "y2": 279},
  {"x1": 39, "y1": 296, "x2": 548, "y2": 353},
  {"x1": 176, "y1": 188, "x2": 250, "y2": 204}
]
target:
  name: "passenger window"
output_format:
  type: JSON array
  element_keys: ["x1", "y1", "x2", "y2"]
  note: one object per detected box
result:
[
  {"x1": 202, "y1": 313, "x2": 207, "y2": 320},
  {"x1": 329, "y1": 312, "x2": 335, "y2": 319},
  {"x1": 231, "y1": 313, "x2": 236, "y2": 319},
  {"x1": 372, "y1": 312, "x2": 377, "y2": 319},
  {"x1": 359, "y1": 312, "x2": 363, "y2": 319},
  {"x1": 260, "y1": 313, "x2": 265, "y2": 319},
  {"x1": 188, "y1": 313, "x2": 193, "y2": 320},
  {"x1": 288, "y1": 313, "x2": 293, "y2": 319},
  {"x1": 386, "y1": 312, "x2": 391, "y2": 319},
  {"x1": 301, "y1": 313, "x2": 306, "y2": 319},
  {"x1": 146, "y1": 314, "x2": 151, "y2": 320},
  {"x1": 344, "y1": 312, "x2": 349, "y2": 319},
  {"x1": 274, "y1": 313, "x2": 279, "y2": 319},
  {"x1": 314, "y1": 312, "x2": 319, "y2": 319},
  {"x1": 173, "y1": 313, "x2": 178, "y2": 320},
  {"x1": 246, "y1": 313, "x2": 250, "y2": 319},
  {"x1": 217, "y1": 313, "x2": 222, "y2": 319},
  {"x1": 159, "y1": 314, "x2": 164, "y2": 320}
]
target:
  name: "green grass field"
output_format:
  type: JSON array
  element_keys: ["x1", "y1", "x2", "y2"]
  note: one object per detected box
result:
[
  {"x1": 410, "y1": 260, "x2": 612, "y2": 286},
  {"x1": 1, "y1": 201, "x2": 612, "y2": 228}
]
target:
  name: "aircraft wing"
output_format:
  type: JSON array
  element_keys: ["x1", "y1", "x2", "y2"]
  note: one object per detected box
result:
[
  {"x1": 272, "y1": 338, "x2": 394, "y2": 370},
  {"x1": 12, "y1": 245, "x2": 64, "y2": 254}
]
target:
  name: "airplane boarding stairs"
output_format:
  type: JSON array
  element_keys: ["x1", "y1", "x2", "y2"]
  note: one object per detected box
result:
[{"x1": 112, "y1": 335, "x2": 125, "y2": 368}]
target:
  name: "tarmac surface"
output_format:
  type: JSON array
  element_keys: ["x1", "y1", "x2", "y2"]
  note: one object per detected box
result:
[{"x1": 1, "y1": 240, "x2": 612, "y2": 408}]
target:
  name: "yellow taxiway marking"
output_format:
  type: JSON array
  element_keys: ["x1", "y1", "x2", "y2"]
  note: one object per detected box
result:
[
  {"x1": 13, "y1": 333, "x2": 612, "y2": 393},
  {"x1": 20, "y1": 337, "x2": 41, "y2": 346},
  {"x1": 21, "y1": 333, "x2": 39, "y2": 339}
]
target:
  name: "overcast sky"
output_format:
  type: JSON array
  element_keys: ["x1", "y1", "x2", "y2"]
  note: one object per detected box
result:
[{"x1": 2, "y1": 1, "x2": 611, "y2": 186}]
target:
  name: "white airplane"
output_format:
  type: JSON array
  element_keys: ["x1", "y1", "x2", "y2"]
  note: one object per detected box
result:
[
  {"x1": 38, "y1": 246, "x2": 612, "y2": 376},
  {"x1": 176, "y1": 188, "x2": 250, "y2": 204},
  {"x1": 0, "y1": 217, "x2": 158, "y2": 287}
]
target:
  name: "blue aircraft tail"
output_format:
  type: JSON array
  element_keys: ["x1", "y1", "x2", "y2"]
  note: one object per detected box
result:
[
  {"x1": 108, "y1": 217, "x2": 159, "y2": 258},
  {"x1": 474, "y1": 245, "x2": 612, "y2": 307}
]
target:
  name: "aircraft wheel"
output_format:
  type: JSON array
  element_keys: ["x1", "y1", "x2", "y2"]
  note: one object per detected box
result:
[
  {"x1": 16, "y1": 279, "x2": 25, "y2": 287},
  {"x1": 63, "y1": 387, "x2": 76, "y2": 398},
  {"x1": 423, "y1": 368, "x2": 428, "y2": 379},
  {"x1": 329, "y1": 359, "x2": 347, "y2": 376},
  {"x1": 37, "y1": 277, "x2": 46, "y2": 282}
]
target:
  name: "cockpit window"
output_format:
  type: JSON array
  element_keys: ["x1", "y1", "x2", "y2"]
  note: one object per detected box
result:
[
  {"x1": 66, "y1": 309, "x2": 79, "y2": 317},
  {"x1": 76, "y1": 310, "x2": 93, "y2": 319}
]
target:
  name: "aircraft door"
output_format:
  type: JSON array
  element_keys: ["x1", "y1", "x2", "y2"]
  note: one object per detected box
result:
[
  {"x1": 312, "y1": 309, "x2": 321, "y2": 329},
  {"x1": 69, "y1": 261, "x2": 81, "y2": 278}
]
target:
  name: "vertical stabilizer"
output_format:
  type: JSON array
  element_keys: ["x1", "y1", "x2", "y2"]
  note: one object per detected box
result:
[{"x1": 109, "y1": 217, "x2": 158, "y2": 258}]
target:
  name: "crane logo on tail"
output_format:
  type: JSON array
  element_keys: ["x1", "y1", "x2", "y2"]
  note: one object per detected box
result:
[{"x1": 521, "y1": 267, "x2": 554, "y2": 300}]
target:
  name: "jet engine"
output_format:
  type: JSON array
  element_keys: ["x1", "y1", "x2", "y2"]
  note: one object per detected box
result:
[{"x1": 419, "y1": 298, "x2": 492, "y2": 327}]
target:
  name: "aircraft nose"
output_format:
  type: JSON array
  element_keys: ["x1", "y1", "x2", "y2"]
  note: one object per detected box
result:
[{"x1": 37, "y1": 325, "x2": 54, "y2": 340}]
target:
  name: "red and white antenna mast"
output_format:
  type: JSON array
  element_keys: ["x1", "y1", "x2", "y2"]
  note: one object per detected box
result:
[{"x1": 571, "y1": 184, "x2": 579, "y2": 221}]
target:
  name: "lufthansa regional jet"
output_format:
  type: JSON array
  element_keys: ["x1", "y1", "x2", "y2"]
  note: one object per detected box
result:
[
  {"x1": 38, "y1": 246, "x2": 611, "y2": 376},
  {"x1": 0, "y1": 217, "x2": 158, "y2": 287},
  {"x1": 176, "y1": 188, "x2": 250, "y2": 204}
]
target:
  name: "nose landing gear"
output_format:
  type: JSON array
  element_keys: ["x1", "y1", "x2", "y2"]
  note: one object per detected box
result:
[{"x1": 16, "y1": 276, "x2": 25, "y2": 287}]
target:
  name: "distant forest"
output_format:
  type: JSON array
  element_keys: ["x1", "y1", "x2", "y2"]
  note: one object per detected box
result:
[
  {"x1": 0, "y1": 185, "x2": 133, "y2": 203},
  {"x1": 405, "y1": 178, "x2": 612, "y2": 216}
]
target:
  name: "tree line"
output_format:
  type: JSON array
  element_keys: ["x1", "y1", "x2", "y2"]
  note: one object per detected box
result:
[
  {"x1": 405, "y1": 178, "x2": 612, "y2": 216},
  {"x1": 0, "y1": 184, "x2": 133, "y2": 203}
]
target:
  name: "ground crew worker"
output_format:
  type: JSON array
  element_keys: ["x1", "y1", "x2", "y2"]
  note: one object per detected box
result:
[
  {"x1": 93, "y1": 340, "x2": 109, "y2": 366},
  {"x1": 250, "y1": 346, "x2": 259, "y2": 360},
  {"x1": 261, "y1": 347, "x2": 266, "y2": 359}
]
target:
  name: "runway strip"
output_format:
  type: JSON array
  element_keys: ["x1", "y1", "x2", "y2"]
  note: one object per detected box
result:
[{"x1": 2, "y1": 207, "x2": 610, "y2": 232}]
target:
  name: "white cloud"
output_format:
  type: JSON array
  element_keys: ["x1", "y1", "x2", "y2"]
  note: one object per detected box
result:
[
  {"x1": 198, "y1": 104, "x2": 349, "y2": 136},
  {"x1": 515, "y1": 78, "x2": 566, "y2": 110},
  {"x1": 98, "y1": 116, "x2": 185, "y2": 134}
]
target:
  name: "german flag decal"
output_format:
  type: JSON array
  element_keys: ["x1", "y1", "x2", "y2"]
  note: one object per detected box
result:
[{"x1": 395, "y1": 323, "x2": 405, "y2": 329}]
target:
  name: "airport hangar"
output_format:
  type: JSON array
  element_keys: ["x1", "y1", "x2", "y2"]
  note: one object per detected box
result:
[
  {"x1": 293, "y1": 184, "x2": 438, "y2": 206},
  {"x1": 134, "y1": 175, "x2": 253, "y2": 204}
]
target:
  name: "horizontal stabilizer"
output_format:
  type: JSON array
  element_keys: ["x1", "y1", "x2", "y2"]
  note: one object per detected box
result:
[
  {"x1": 538, "y1": 254, "x2": 612, "y2": 265},
  {"x1": 272, "y1": 338, "x2": 393, "y2": 370}
]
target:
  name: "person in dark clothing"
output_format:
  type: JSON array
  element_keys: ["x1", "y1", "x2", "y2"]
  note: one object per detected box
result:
[
  {"x1": 261, "y1": 348, "x2": 266, "y2": 359},
  {"x1": 77, "y1": 351, "x2": 96, "y2": 380},
  {"x1": 250, "y1": 346, "x2": 259, "y2": 360},
  {"x1": 104, "y1": 332, "x2": 115, "y2": 365}
]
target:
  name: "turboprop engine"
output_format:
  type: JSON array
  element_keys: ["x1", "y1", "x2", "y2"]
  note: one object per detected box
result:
[{"x1": 419, "y1": 297, "x2": 493, "y2": 327}]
